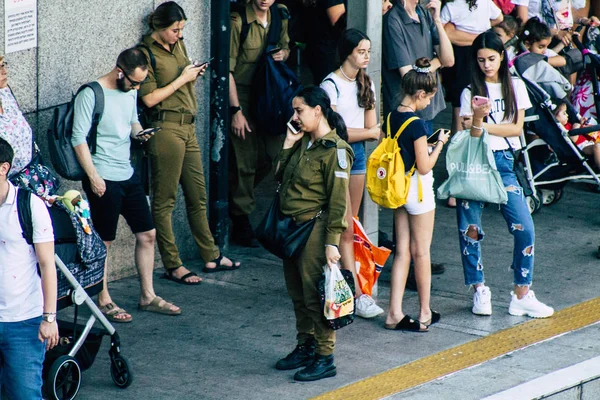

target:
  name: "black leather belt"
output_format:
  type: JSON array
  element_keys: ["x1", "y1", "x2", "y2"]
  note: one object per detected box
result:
[{"x1": 154, "y1": 110, "x2": 196, "y2": 125}]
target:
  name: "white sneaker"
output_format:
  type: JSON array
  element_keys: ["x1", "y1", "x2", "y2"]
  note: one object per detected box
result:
[
  {"x1": 508, "y1": 290, "x2": 554, "y2": 318},
  {"x1": 472, "y1": 285, "x2": 492, "y2": 316},
  {"x1": 355, "y1": 294, "x2": 384, "y2": 319}
]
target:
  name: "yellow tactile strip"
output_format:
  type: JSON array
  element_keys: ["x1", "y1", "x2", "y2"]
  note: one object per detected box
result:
[{"x1": 313, "y1": 297, "x2": 600, "y2": 400}]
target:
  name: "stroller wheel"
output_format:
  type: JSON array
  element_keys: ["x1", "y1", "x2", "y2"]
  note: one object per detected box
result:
[
  {"x1": 46, "y1": 355, "x2": 81, "y2": 400},
  {"x1": 110, "y1": 355, "x2": 133, "y2": 388},
  {"x1": 526, "y1": 193, "x2": 542, "y2": 214},
  {"x1": 539, "y1": 189, "x2": 555, "y2": 205}
]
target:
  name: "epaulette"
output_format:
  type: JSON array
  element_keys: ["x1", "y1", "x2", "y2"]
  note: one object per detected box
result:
[{"x1": 277, "y1": 4, "x2": 291, "y2": 20}]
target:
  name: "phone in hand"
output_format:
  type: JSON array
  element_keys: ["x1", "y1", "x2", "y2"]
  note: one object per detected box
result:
[
  {"x1": 193, "y1": 57, "x2": 214, "y2": 68},
  {"x1": 287, "y1": 120, "x2": 301, "y2": 135},
  {"x1": 267, "y1": 47, "x2": 282, "y2": 56},
  {"x1": 427, "y1": 128, "x2": 449, "y2": 143},
  {"x1": 473, "y1": 96, "x2": 490, "y2": 107},
  {"x1": 136, "y1": 127, "x2": 161, "y2": 137}
]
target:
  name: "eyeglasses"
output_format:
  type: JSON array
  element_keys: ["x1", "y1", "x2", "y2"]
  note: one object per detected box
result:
[{"x1": 117, "y1": 65, "x2": 144, "y2": 87}]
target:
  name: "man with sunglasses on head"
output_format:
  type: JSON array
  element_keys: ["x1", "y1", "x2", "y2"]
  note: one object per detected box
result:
[{"x1": 72, "y1": 47, "x2": 181, "y2": 324}]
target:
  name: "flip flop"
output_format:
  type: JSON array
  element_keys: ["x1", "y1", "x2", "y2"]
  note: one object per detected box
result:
[
  {"x1": 100, "y1": 302, "x2": 133, "y2": 323},
  {"x1": 162, "y1": 268, "x2": 202, "y2": 285},
  {"x1": 202, "y1": 254, "x2": 241, "y2": 273},
  {"x1": 138, "y1": 296, "x2": 181, "y2": 316},
  {"x1": 384, "y1": 315, "x2": 428, "y2": 332},
  {"x1": 421, "y1": 310, "x2": 441, "y2": 327}
]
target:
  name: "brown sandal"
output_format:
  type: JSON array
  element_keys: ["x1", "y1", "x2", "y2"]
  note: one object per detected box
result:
[
  {"x1": 138, "y1": 296, "x2": 181, "y2": 316},
  {"x1": 100, "y1": 302, "x2": 133, "y2": 323}
]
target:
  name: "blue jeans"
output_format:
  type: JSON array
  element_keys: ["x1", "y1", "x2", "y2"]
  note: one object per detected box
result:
[
  {"x1": 0, "y1": 316, "x2": 45, "y2": 400},
  {"x1": 456, "y1": 150, "x2": 535, "y2": 287}
]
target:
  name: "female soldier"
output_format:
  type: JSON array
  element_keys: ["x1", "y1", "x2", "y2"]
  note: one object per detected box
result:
[
  {"x1": 273, "y1": 86, "x2": 352, "y2": 382},
  {"x1": 320, "y1": 29, "x2": 381, "y2": 319},
  {"x1": 139, "y1": 1, "x2": 240, "y2": 285}
]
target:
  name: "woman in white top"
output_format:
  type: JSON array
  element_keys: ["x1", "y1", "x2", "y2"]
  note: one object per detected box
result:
[
  {"x1": 457, "y1": 30, "x2": 554, "y2": 319},
  {"x1": 320, "y1": 29, "x2": 381, "y2": 319}
]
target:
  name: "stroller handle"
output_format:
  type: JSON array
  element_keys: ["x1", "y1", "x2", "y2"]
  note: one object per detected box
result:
[
  {"x1": 571, "y1": 25, "x2": 586, "y2": 52},
  {"x1": 568, "y1": 124, "x2": 600, "y2": 136}
]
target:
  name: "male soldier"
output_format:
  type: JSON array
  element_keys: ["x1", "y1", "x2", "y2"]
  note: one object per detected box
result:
[
  {"x1": 229, "y1": 0, "x2": 290, "y2": 247},
  {"x1": 0, "y1": 138, "x2": 59, "y2": 398},
  {"x1": 72, "y1": 48, "x2": 180, "y2": 323}
]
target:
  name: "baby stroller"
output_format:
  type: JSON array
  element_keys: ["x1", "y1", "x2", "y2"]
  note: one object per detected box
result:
[
  {"x1": 41, "y1": 199, "x2": 133, "y2": 400},
  {"x1": 510, "y1": 52, "x2": 600, "y2": 214},
  {"x1": 571, "y1": 26, "x2": 600, "y2": 122},
  {"x1": 12, "y1": 160, "x2": 132, "y2": 399}
]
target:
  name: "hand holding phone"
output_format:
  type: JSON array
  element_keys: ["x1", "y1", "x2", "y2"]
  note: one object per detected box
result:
[
  {"x1": 193, "y1": 57, "x2": 214, "y2": 68},
  {"x1": 473, "y1": 96, "x2": 490, "y2": 107},
  {"x1": 136, "y1": 127, "x2": 161, "y2": 138},
  {"x1": 287, "y1": 120, "x2": 301, "y2": 135},
  {"x1": 427, "y1": 128, "x2": 450, "y2": 143}
]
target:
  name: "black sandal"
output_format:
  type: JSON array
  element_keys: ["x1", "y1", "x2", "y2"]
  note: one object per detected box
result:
[
  {"x1": 421, "y1": 310, "x2": 441, "y2": 327},
  {"x1": 384, "y1": 315, "x2": 428, "y2": 332},
  {"x1": 202, "y1": 254, "x2": 241, "y2": 273},
  {"x1": 162, "y1": 267, "x2": 202, "y2": 286}
]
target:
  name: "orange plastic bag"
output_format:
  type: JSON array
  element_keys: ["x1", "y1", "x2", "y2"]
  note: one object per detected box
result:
[{"x1": 353, "y1": 217, "x2": 392, "y2": 296}]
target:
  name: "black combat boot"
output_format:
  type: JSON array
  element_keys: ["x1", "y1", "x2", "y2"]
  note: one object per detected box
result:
[
  {"x1": 293, "y1": 354, "x2": 336, "y2": 381},
  {"x1": 275, "y1": 339, "x2": 316, "y2": 370},
  {"x1": 230, "y1": 214, "x2": 260, "y2": 248}
]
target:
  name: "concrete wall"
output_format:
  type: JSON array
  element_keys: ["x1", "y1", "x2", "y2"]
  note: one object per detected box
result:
[{"x1": 1, "y1": 0, "x2": 212, "y2": 279}]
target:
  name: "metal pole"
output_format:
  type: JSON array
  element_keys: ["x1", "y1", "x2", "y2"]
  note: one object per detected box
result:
[{"x1": 209, "y1": 0, "x2": 231, "y2": 247}]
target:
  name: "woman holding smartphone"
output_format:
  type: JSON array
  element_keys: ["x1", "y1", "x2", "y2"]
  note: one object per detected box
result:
[
  {"x1": 457, "y1": 30, "x2": 553, "y2": 319},
  {"x1": 320, "y1": 29, "x2": 382, "y2": 319},
  {"x1": 384, "y1": 58, "x2": 449, "y2": 332},
  {"x1": 139, "y1": 1, "x2": 240, "y2": 285},
  {"x1": 274, "y1": 86, "x2": 352, "y2": 381}
]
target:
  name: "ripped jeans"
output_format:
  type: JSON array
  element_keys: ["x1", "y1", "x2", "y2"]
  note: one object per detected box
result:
[{"x1": 456, "y1": 150, "x2": 535, "y2": 287}]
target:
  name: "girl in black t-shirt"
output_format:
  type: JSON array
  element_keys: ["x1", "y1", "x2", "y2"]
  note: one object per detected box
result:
[{"x1": 383, "y1": 58, "x2": 449, "y2": 332}]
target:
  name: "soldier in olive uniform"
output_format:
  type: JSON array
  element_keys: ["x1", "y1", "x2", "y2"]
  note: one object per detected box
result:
[
  {"x1": 229, "y1": 0, "x2": 291, "y2": 247},
  {"x1": 273, "y1": 87, "x2": 353, "y2": 382}
]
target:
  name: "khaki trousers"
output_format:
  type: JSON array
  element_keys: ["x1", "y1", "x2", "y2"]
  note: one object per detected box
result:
[
  {"x1": 229, "y1": 89, "x2": 283, "y2": 216},
  {"x1": 283, "y1": 214, "x2": 336, "y2": 356},
  {"x1": 148, "y1": 120, "x2": 220, "y2": 270}
]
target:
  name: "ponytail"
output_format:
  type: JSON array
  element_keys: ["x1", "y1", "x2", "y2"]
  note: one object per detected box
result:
[{"x1": 326, "y1": 110, "x2": 348, "y2": 142}]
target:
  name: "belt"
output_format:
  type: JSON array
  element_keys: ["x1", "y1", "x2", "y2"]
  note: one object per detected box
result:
[{"x1": 153, "y1": 110, "x2": 196, "y2": 125}]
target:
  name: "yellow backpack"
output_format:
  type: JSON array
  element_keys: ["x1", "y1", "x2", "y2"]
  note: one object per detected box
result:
[{"x1": 366, "y1": 114, "x2": 422, "y2": 209}]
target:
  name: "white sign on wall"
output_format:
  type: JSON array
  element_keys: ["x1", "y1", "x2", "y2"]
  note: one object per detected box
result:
[{"x1": 4, "y1": 0, "x2": 37, "y2": 54}]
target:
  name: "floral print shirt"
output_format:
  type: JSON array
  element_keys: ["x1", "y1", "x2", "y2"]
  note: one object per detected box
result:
[{"x1": 0, "y1": 87, "x2": 33, "y2": 177}]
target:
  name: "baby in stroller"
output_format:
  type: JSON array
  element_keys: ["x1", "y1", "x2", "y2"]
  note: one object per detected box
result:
[{"x1": 553, "y1": 98, "x2": 600, "y2": 168}]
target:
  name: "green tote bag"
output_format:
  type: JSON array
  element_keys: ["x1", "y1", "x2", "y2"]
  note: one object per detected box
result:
[{"x1": 437, "y1": 129, "x2": 508, "y2": 205}]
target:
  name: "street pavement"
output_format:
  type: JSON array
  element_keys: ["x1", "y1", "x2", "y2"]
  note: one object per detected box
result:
[{"x1": 57, "y1": 108, "x2": 600, "y2": 399}]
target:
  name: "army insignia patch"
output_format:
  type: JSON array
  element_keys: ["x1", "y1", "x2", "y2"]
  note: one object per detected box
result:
[{"x1": 337, "y1": 149, "x2": 348, "y2": 169}]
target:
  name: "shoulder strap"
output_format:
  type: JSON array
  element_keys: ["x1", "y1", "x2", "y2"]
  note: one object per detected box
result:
[
  {"x1": 234, "y1": 4, "x2": 250, "y2": 52},
  {"x1": 137, "y1": 43, "x2": 156, "y2": 71},
  {"x1": 322, "y1": 78, "x2": 340, "y2": 98},
  {"x1": 8, "y1": 85, "x2": 36, "y2": 157},
  {"x1": 392, "y1": 116, "x2": 419, "y2": 140},
  {"x1": 16, "y1": 188, "x2": 34, "y2": 245},
  {"x1": 75, "y1": 82, "x2": 105, "y2": 155},
  {"x1": 266, "y1": 4, "x2": 283, "y2": 47}
]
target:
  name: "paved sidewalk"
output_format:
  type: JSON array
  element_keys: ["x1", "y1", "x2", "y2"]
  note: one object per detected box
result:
[{"x1": 59, "y1": 165, "x2": 600, "y2": 400}]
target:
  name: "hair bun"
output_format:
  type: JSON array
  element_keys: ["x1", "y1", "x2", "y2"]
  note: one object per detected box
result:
[{"x1": 415, "y1": 57, "x2": 432, "y2": 69}]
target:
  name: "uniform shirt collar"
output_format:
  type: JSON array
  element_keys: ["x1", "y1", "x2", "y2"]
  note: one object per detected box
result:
[
  {"x1": 245, "y1": 3, "x2": 258, "y2": 24},
  {"x1": 313, "y1": 130, "x2": 340, "y2": 147},
  {"x1": 394, "y1": 2, "x2": 422, "y2": 25}
]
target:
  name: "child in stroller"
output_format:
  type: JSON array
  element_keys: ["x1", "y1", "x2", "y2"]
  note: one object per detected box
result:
[{"x1": 553, "y1": 98, "x2": 600, "y2": 168}]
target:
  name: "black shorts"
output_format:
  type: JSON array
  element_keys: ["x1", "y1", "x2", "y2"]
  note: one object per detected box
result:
[{"x1": 82, "y1": 174, "x2": 154, "y2": 242}]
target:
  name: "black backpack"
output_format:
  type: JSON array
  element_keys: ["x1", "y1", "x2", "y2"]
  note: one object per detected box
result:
[
  {"x1": 47, "y1": 82, "x2": 104, "y2": 181},
  {"x1": 17, "y1": 188, "x2": 35, "y2": 245}
]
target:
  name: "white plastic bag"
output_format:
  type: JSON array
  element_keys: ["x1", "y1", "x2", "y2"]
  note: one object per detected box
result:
[{"x1": 323, "y1": 263, "x2": 354, "y2": 320}]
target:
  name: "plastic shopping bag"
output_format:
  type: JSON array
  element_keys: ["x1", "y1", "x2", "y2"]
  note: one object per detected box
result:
[
  {"x1": 353, "y1": 217, "x2": 391, "y2": 296},
  {"x1": 317, "y1": 264, "x2": 355, "y2": 330},
  {"x1": 437, "y1": 129, "x2": 508, "y2": 204}
]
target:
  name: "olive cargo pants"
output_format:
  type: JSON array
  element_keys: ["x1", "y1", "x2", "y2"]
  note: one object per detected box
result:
[
  {"x1": 148, "y1": 120, "x2": 220, "y2": 270},
  {"x1": 283, "y1": 214, "x2": 336, "y2": 356},
  {"x1": 229, "y1": 89, "x2": 283, "y2": 217}
]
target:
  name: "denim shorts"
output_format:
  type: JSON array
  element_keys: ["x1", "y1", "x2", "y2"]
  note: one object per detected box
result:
[{"x1": 350, "y1": 142, "x2": 366, "y2": 175}]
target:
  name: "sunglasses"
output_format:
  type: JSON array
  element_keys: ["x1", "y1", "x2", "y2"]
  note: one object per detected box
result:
[{"x1": 117, "y1": 65, "x2": 144, "y2": 87}]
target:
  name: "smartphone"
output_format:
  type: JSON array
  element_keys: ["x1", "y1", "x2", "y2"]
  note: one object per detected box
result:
[
  {"x1": 427, "y1": 128, "x2": 449, "y2": 143},
  {"x1": 193, "y1": 57, "x2": 214, "y2": 68},
  {"x1": 287, "y1": 120, "x2": 301, "y2": 134},
  {"x1": 136, "y1": 127, "x2": 161, "y2": 137},
  {"x1": 267, "y1": 47, "x2": 282, "y2": 56},
  {"x1": 473, "y1": 96, "x2": 489, "y2": 107}
]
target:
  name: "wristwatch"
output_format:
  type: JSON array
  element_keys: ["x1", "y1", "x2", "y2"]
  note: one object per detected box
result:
[
  {"x1": 230, "y1": 105, "x2": 242, "y2": 115},
  {"x1": 42, "y1": 313, "x2": 56, "y2": 323}
]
